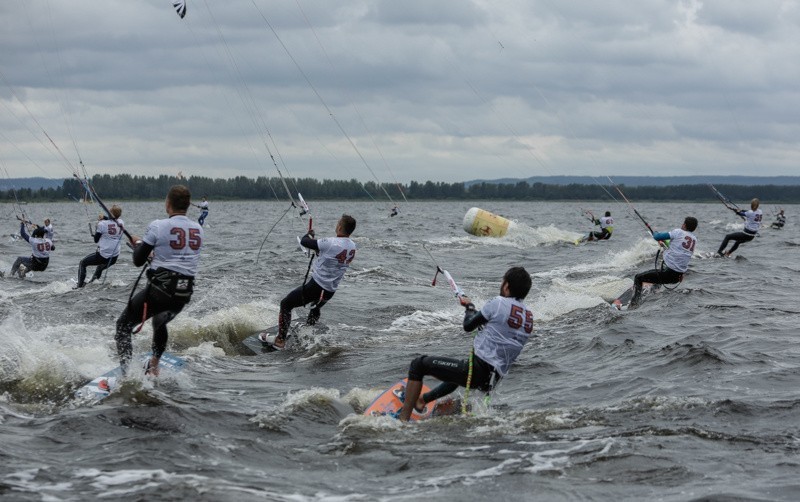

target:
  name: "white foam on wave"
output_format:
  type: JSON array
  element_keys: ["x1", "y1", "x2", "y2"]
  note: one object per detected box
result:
[
  {"x1": 0, "y1": 279, "x2": 74, "y2": 301},
  {"x1": 139, "y1": 299, "x2": 279, "y2": 351},
  {"x1": 504, "y1": 223, "x2": 585, "y2": 247},
  {"x1": 532, "y1": 289, "x2": 610, "y2": 323},
  {"x1": 73, "y1": 467, "x2": 211, "y2": 497},
  {"x1": 338, "y1": 412, "x2": 404, "y2": 434},
  {"x1": 385, "y1": 309, "x2": 461, "y2": 332},
  {"x1": 70, "y1": 467, "x2": 297, "y2": 499},
  {"x1": 0, "y1": 314, "x2": 113, "y2": 386},
  {"x1": 533, "y1": 237, "x2": 658, "y2": 280},
  {"x1": 251, "y1": 387, "x2": 343, "y2": 429},
  {"x1": 183, "y1": 341, "x2": 226, "y2": 358},
  {"x1": 3, "y1": 468, "x2": 73, "y2": 501}
]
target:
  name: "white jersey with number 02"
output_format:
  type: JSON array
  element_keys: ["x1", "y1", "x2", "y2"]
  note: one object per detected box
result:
[
  {"x1": 143, "y1": 215, "x2": 203, "y2": 277},
  {"x1": 474, "y1": 296, "x2": 534, "y2": 377},
  {"x1": 30, "y1": 237, "x2": 53, "y2": 259},
  {"x1": 311, "y1": 236, "x2": 356, "y2": 292}
]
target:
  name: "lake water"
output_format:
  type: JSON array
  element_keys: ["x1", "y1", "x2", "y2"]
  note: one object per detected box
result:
[{"x1": 1, "y1": 199, "x2": 798, "y2": 500}]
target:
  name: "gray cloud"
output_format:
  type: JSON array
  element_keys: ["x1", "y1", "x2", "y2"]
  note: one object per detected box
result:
[{"x1": 1, "y1": 0, "x2": 798, "y2": 186}]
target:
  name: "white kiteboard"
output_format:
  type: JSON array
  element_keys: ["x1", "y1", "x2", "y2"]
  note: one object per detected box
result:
[
  {"x1": 240, "y1": 321, "x2": 308, "y2": 355},
  {"x1": 74, "y1": 352, "x2": 185, "y2": 403}
]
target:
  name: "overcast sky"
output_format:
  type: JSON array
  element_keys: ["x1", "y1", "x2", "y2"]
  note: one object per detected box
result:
[{"x1": 1, "y1": 0, "x2": 799, "y2": 185}]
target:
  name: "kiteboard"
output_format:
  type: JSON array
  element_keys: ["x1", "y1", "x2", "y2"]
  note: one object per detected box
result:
[
  {"x1": 363, "y1": 378, "x2": 460, "y2": 421},
  {"x1": 240, "y1": 321, "x2": 306, "y2": 355},
  {"x1": 74, "y1": 352, "x2": 185, "y2": 403},
  {"x1": 610, "y1": 282, "x2": 660, "y2": 310}
]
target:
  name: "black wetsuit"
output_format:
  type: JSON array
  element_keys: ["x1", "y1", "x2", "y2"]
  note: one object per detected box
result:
[
  {"x1": 115, "y1": 242, "x2": 194, "y2": 372},
  {"x1": 408, "y1": 307, "x2": 500, "y2": 404},
  {"x1": 277, "y1": 235, "x2": 332, "y2": 339}
]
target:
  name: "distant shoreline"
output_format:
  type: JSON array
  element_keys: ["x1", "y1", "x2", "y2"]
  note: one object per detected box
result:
[{"x1": 3, "y1": 175, "x2": 800, "y2": 203}]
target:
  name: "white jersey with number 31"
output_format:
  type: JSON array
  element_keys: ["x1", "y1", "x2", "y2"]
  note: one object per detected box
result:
[
  {"x1": 663, "y1": 228, "x2": 697, "y2": 273},
  {"x1": 143, "y1": 215, "x2": 203, "y2": 277}
]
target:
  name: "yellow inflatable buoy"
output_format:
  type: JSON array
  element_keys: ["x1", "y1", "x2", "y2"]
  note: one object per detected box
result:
[{"x1": 463, "y1": 207, "x2": 513, "y2": 237}]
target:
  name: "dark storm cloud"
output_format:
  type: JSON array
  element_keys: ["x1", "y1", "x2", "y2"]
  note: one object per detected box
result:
[{"x1": 1, "y1": 0, "x2": 798, "y2": 182}]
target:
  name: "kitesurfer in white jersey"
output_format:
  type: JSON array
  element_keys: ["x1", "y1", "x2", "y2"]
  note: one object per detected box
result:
[
  {"x1": 42, "y1": 219, "x2": 54, "y2": 240},
  {"x1": 587, "y1": 210, "x2": 614, "y2": 241},
  {"x1": 115, "y1": 185, "x2": 203, "y2": 376},
  {"x1": 10, "y1": 223, "x2": 55, "y2": 278},
  {"x1": 76, "y1": 205, "x2": 124, "y2": 288},
  {"x1": 629, "y1": 216, "x2": 698, "y2": 308},
  {"x1": 260, "y1": 214, "x2": 357, "y2": 349},
  {"x1": 398, "y1": 267, "x2": 534, "y2": 421},
  {"x1": 717, "y1": 198, "x2": 762, "y2": 257},
  {"x1": 192, "y1": 195, "x2": 209, "y2": 227}
]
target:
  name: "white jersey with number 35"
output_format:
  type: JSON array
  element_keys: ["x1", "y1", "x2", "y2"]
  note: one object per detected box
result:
[
  {"x1": 474, "y1": 296, "x2": 534, "y2": 377},
  {"x1": 143, "y1": 215, "x2": 203, "y2": 277},
  {"x1": 742, "y1": 209, "x2": 762, "y2": 233}
]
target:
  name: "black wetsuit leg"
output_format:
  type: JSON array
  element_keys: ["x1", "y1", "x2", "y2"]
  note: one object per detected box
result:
[
  {"x1": 408, "y1": 354, "x2": 497, "y2": 404},
  {"x1": 11, "y1": 257, "x2": 31, "y2": 275},
  {"x1": 78, "y1": 251, "x2": 107, "y2": 287},
  {"x1": 115, "y1": 285, "x2": 188, "y2": 372},
  {"x1": 278, "y1": 278, "x2": 334, "y2": 338},
  {"x1": 631, "y1": 267, "x2": 682, "y2": 305},
  {"x1": 91, "y1": 255, "x2": 118, "y2": 282},
  {"x1": 718, "y1": 231, "x2": 754, "y2": 255}
]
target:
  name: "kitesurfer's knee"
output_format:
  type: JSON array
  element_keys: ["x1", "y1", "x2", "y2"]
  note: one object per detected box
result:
[{"x1": 408, "y1": 355, "x2": 427, "y2": 381}]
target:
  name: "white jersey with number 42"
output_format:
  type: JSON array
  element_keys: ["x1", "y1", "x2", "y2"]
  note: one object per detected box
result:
[
  {"x1": 311, "y1": 236, "x2": 356, "y2": 292},
  {"x1": 143, "y1": 215, "x2": 203, "y2": 277}
]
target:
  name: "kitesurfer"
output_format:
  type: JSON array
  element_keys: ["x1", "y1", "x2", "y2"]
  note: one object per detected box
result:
[
  {"x1": 75, "y1": 205, "x2": 124, "y2": 288},
  {"x1": 771, "y1": 209, "x2": 785, "y2": 229},
  {"x1": 390, "y1": 206, "x2": 399, "y2": 217},
  {"x1": 397, "y1": 267, "x2": 533, "y2": 421},
  {"x1": 629, "y1": 216, "x2": 698, "y2": 308},
  {"x1": 717, "y1": 198, "x2": 762, "y2": 257},
  {"x1": 115, "y1": 185, "x2": 203, "y2": 376},
  {"x1": 10, "y1": 222, "x2": 54, "y2": 278},
  {"x1": 192, "y1": 196, "x2": 209, "y2": 226},
  {"x1": 42, "y1": 218, "x2": 54, "y2": 240},
  {"x1": 586, "y1": 211, "x2": 613, "y2": 241},
  {"x1": 260, "y1": 214, "x2": 357, "y2": 349}
]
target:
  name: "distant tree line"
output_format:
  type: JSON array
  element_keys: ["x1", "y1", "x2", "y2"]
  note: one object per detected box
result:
[{"x1": 2, "y1": 174, "x2": 800, "y2": 203}]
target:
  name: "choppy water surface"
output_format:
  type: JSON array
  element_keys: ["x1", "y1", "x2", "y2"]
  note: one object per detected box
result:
[{"x1": 1, "y1": 200, "x2": 798, "y2": 501}]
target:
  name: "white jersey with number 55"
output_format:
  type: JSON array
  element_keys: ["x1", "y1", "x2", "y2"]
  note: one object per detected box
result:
[
  {"x1": 143, "y1": 215, "x2": 203, "y2": 276},
  {"x1": 474, "y1": 296, "x2": 534, "y2": 377},
  {"x1": 312, "y1": 236, "x2": 356, "y2": 292}
]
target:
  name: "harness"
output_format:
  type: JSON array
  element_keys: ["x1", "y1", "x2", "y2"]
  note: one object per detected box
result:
[
  {"x1": 130, "y1": 267, "x2": 194, "y2": 334},
  {"x1": 654, "y1": 249, "x2": 683, "y2": 292}
]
